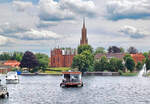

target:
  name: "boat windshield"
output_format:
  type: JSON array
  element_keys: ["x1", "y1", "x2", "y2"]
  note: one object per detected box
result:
[
  {"x1": 7, "y1": 72, "x2": 17, "y2": 75},
  {"x1": 63, "y1": 74, "x2": 81, "y2": 83}
]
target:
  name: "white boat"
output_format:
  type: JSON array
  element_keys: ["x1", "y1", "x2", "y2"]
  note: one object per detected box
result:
[{"x1": 6, "y1": 72, "x2": 19, "y2": 84}]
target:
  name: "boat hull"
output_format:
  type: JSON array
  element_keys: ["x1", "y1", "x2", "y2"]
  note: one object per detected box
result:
[{"x1": 60, "y1": 82, "x2": 83, "y2": 87}]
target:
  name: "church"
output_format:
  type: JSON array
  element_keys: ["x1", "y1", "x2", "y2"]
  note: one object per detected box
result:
[{"x1": 50, "y1": 19, "x2": 88, "y2": 67}]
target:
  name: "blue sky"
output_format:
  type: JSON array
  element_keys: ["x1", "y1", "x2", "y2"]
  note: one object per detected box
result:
[{"x1": 0, "y1": 0, "x2": 150, "y2": 55}]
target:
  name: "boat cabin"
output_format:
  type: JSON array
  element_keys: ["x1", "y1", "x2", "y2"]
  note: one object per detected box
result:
[{"x1": 60, "y1": 71, "x2": 83, "y2": 87}]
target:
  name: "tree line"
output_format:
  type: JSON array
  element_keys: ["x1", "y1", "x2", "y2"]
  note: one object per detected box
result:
[
  {"x1": 0, "y1": 51, "x2": 49, "y2": 72},
  {"x1": 72, "y1": 45, "x2": 150, "y2": 73}
]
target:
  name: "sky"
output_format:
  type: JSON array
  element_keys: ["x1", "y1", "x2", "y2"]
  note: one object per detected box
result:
[{"x1": 0, "y1": 0, "x2": 150, "y2": 55}]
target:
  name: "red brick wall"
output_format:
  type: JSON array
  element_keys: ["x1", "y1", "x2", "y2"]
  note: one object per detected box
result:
[{"x1": 50, "y1": 49, "x2": 75, "y2": 67}]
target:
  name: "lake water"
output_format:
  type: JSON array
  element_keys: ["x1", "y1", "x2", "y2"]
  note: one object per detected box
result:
[{"x1": 1, "y1": 75, "x2": 150, "y2": 104}]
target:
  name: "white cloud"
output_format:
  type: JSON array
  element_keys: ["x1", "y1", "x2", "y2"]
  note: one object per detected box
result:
[
  {"x1": 119, "y1": 25, "x2": 149, "y2": 39},
  {"x1": 0, "y1": 22, "x2": 29, "y2": 34},
  {"x1": 39, "y1": 0, "x2": 97, "y2": 21},
  {"x1": 0, "y1": 35, "x2": 10, "y2": 46},
  {"x1": 106, "y1": 0, "x2": 150, "y2": 20},
  {"x1": 22, "y1": 29, "x2": 63, "y2": 40},
  {"x1": 13, "y1": 1, "x2": 34, "y2": 11}
]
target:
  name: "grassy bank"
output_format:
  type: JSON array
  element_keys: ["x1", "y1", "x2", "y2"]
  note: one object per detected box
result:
[
  {"x1": 121, "y1": 72, "x2": 138, "y2": 76},
  {"x1": 49, "y1": 67, "x2": 70, "y2": 71},
  {"x1": 43, "y1": 67, "x2": 71, "y2": 74},
  {"x1": 43, "y1": 71, "x2": 61, "y2": 75}
]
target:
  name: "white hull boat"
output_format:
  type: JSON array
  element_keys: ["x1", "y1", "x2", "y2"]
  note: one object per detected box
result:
[{"x1": 6, "y1": 72, "x2": 19, "y2": 84}]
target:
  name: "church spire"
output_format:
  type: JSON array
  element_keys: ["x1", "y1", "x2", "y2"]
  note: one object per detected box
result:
[
  {"x1": 80, "y1": 18, "x2": 88, "y2": 45},
  {"x1": 83, "y1": 17, "x2": 85, "y2": 28}
]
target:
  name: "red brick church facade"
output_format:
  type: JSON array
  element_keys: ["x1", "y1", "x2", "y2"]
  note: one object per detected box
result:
[
  {"x1": 50, "y1": 19, "x2": 88, "y2": 67},
  {"x1": 50, "y1": 48, "x2": 77, "y2": 67}
]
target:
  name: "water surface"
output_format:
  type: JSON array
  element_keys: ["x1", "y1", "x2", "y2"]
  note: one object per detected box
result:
[{"x1": 0, "y1": 75, "x2": 150, "y2": 104}]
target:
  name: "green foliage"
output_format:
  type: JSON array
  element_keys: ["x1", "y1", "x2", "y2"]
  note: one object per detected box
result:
[
  {"x1": 11, "y1": 52, "x2": 23, "y2": 62},
  {"x1": 143, "y1": 52, "x2": 149, "y2": 59},
  {"x1": 121, "y1": 72, "x2": 138, "y2": 76},
  {"x1": 123, "y1": 54, "x2": 131, "y2": 61},
  {"x1": 77, "y1": 45, "x2": 93, "y2": 54},
  {"x1": 125, "y1": 57, "x2": 135, "y2": 72},
  {"x1": 0, "y1": 52, "x2": 23, "y2": 62},
  {"x1": 20, "y1": 51, "x2": 39, "y2": 71},
  {"x1": 108, "y1": 58, "x2": 124, "y2": 72},
  {"x1": 120, "y1": 47, "x2": 125, "y2": 53},
  {"x1": 136, "y1": 62, "x2": 143, "y2": 71},
  {"x1": 116, "y1": 59, "x2": 125, "y2": 71},
  {"x1": 11, "y1": 67, "x2": 18, "y2": 71},
  {"x1": 94, "y1": 47, "x2": 105, "y2": 55},
  {"x1": 35, "y1": 53, "x2": 49, "y2": 72},
  {"x1": 72, "y1": 50, "x2": 94, "y2": 73},
  {"x1": 108, "y1": 58, "x2": 118, "y2": 72},
  {"x1": 0, "y1": 52, "x2": 11, "y2": 60},
  {"x1": 146, "y1": 58, "x2": 150, "y2": 70},
  {"x1": 94, "y1": 56, "x2": 109, "y2": 71}
]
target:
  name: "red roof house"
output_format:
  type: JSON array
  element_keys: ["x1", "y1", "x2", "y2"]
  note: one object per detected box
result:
[
  {"x1": 4, "y1": 60, "x2": 20, "y2": 67},
  {"x1": 130, "y1": 54, "x2": 145, "y2": 64}
]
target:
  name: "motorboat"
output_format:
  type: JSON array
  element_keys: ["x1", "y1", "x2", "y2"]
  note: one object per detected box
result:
[
  {"x1": 0, "y1": 79, "x2": 9, "y2": 98},
  {"x1": 60, "y1": 71, "x2": 83, "y2": 87},
  {"x1": 6, "y1": 71, "x2": 19, "y2": 84}
]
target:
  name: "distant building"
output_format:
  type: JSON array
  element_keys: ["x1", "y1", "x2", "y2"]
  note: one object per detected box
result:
[
  {"x1": 50, "y1": 48, "x2": 77, "y2": 67},
  {"x1": 4, "y1": 60, "x2": 20, "y2": 68},
  {"x1": 80, "y1": 18, "x2": 88, "y2": 45},
  {"x1": 130, "y1": 53, "x2": 145, "y2": 64},
  {"x1": 95, "y1": 53, "x2": 125, "y2": 60},
  {"x1": 0, "y1": 65, "x2": 11, "y2": 74}
]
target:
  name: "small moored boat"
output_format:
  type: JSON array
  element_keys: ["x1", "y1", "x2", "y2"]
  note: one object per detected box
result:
[
  {"x1": 6, "y1": 71, "x2": 19, "y2": 84},
  {"x1": 60, "y1": 71, "x2": 83, "y2": 87},
  {"x1": 0, "y1": 79, "x2": 9, "y2": 98}
]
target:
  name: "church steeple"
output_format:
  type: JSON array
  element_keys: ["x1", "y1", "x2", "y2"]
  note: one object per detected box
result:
[{"x1": 80, "y1": 18, "x2": 88, "y2": 45}]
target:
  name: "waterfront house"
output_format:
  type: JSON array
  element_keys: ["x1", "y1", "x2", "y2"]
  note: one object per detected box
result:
[
  {"x1": 95, "y1": 53, "x2": 125, "y2": 60},
  {"x1": 3, "y1": 60, "x2": 20, "y2": 68}
]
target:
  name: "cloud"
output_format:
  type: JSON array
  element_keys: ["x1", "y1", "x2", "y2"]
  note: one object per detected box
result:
[
  {"x1": 0, "y1": 26, "x2": 63, "y2": 40},
  {"x1": 119, "y1": 25, "x2": 149, "y2": 39},
  {"x1": 13, "y1": 1, "x2": 34, "y2": 11},
  {"x1": 39, "y1": 0, "x2": 97, "y2": 22},
  {"x1": 0, "y1": 22, "x2": 29, "y2": 34},
  {"x1": 22, "y1": 29, "x2": 63, "y2": 40},
  {"x1": 0, "y1": 35, "x2": 10, "y2": 46},
  {"x1": 106, "y1": 0, "x2": 150, "y2": 20}
]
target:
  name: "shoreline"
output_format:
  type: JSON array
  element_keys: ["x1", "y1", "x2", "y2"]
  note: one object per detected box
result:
[{"x1": 20, "y1": 72, "x2": 121, "y2": 76}]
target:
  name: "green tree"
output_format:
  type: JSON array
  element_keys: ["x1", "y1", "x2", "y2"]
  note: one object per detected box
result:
[
  {"x1": 78, "y1": 45, "x2": 93, "y2": 54},
  {"x1": 120, "y1": 47, "x2": 125, "y2": 53},
  {"x1": 146, "y1": 58, "x2": 150, "y2": 70},
  {"x1": 0, "y1": 52, "x2": 11, "y2": 60},
  {"x1": 136, "y1": 62, "x2": 143, "y2": 71},
  {"x1": 125, "y1": 57, "x2": 135, "y2": 72},
  {"x1": 123, "y1": 54, "x2": 131, "y2": 61},
  {"x1": 11, "y1": 52, "x2": 23, "y2": 62},
  {"x1": 94, "y1": 47, "x2": 105, "y2": 55},
  {"x1": 116, "y1": 59, "x2": 125, "y2": 71},
  {"x1": 20, "y1": 51, "x2": 39, "y2": 72},
  {"x1": 35, "y1": 53, "x2": 49, "y2": 72},
  {"x1": 72, "y1": 50, "x2": 94, "y2": 73},
  {"x1": 108, "y1": 58, "x2": 118, "y2": 72},
  {"x1": 143, "y1": 52, "x2": 149, "y2": 59},
  {"x1": 94, "y1": 56, "x2": 108, "y2": 71}
]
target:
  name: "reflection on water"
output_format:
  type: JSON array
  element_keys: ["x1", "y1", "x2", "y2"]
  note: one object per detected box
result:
[{"x1": 1, "y1": 75, "x2": 150, "y2": 104}]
